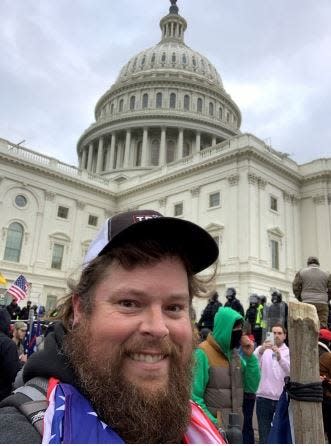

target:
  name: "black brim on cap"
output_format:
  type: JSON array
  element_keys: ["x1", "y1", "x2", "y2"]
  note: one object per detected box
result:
[{"x1": 98, "y1": 217, "x2": 219, "y2": 274}]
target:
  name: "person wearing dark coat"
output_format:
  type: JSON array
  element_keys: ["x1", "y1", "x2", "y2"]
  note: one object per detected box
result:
[
  {"x1": 19, "y1": 301, "x2": 32, "y2": 320},
  {"x1": 224, "y1": 287, "x2": 244, "y2": 317},
  {"x1": 245, "y1": 294, "x2": 259, "y2": 333},
  {"x1": 0, "y1": 309, "x2": 20, "y2": 401},
  {"x1": 6, "y1": 299, "x2": 21, "y2": 320},
  {"x1": 197, "y1": 292, "x2": 222, "y2": 331}
]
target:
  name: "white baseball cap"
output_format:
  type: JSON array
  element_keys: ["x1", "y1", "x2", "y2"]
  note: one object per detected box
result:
[{"x1": 83, "y1": 209, "x2": 218, "y2": 274}]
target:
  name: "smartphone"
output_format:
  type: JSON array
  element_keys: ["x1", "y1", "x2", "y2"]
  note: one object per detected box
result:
[{"x1": 265, "y1": 331, "x2": 274, "y2": 345}]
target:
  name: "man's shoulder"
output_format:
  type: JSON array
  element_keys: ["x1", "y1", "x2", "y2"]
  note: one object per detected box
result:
[
  {"x1": 0, "y1": 334, "x2": 16, "y2": 351},
  {"x1": 279, "y1": 343, "x2": 290, "y2": 355},
  {"x1": 0, "y1": 405, "x2": 41, "y2": 444}
]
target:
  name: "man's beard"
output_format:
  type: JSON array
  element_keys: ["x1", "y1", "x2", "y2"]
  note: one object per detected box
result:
[{"x1": 63, "y1": 319, "x2": 194, "y2": 444}]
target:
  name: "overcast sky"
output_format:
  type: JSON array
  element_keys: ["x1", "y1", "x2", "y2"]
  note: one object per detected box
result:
[{"x1": 1, "y1": 0, "x2": 330, "y2": 166}]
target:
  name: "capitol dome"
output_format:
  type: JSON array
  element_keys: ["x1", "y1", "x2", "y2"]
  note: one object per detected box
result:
[
  {"x1": 77, "y1": 1, "x2": 242, "y2": 180},
  {"x1": 116, "y1": 42, "x2": 223, "y2": 89}
]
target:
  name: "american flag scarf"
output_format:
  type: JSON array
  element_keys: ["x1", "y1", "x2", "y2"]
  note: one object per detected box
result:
[{"x1": 42, "y1": 381, "x2": 225, "y2": 444}]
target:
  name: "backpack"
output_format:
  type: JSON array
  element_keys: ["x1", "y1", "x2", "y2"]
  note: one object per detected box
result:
[{"x1": 0, "y1": 377, "x2": 48, "y2": 438}]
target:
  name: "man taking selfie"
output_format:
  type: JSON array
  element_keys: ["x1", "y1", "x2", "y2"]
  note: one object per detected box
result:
[
  {"x1": 0, "y1": 210, "x2": 225, "y2": 444},
  {"x1": 254, "y1": 324, "x2": 290, "y2": 443}
]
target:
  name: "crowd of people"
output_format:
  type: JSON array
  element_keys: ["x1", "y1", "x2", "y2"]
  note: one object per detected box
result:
[
  {"x1": 0, "y1": 209, "x2": 330, "y2": 444},
  {"x1": 6, "y1": 299, "x2": 45, "y2": 322}
]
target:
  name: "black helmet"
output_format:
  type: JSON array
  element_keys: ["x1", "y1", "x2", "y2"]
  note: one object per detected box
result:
[
  {"x1": 210, "y1": 292, "x2": 219, "y2": 302},
  {"x1": 249, "y1": 294, "x2": 259, "y2": 305},
  {"x1": 271, "y1": 290, "x2": 282, "y2": 303},
  {"x1": 226, "y1": 287, "x2": 236, "y2": 300},
  {"x1": 259, "y1": 295, "x2": 267, "y2": 305}
]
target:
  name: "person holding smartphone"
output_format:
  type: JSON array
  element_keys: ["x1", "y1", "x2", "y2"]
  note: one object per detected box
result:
[{"x1": 253, "y1": 324, "x2": 290, "y2": 443}]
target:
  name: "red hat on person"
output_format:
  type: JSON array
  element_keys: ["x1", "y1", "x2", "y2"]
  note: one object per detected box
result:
[{"x1": 319, "y1": 328, "x2": 331, "y2": 342}]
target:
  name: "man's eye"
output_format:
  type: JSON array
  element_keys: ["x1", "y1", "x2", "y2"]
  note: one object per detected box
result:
[
  {"x1": 118, "y1": 300, "x2": 138, "y2": 308},
  {"x1": 167, "y1": 304, "x2": 184, "y2": 313}
]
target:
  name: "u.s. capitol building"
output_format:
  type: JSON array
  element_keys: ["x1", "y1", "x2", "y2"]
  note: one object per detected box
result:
[{"x1": 1, "y1": 1, "x2": 330, "y2": 315}]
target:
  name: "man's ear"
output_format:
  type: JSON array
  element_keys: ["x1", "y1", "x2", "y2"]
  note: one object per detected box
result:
[{"x1": 72, "y1": 293, "x2": 82, "y2": 326}]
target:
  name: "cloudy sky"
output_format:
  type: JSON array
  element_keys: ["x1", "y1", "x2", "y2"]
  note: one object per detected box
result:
[{"x1": 1, "y1": 0, "x2": 330, "y2": 166}]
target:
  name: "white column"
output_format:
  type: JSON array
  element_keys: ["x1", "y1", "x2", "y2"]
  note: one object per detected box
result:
[
  {"x1": 118, "y1": 141, "x2": 124, "y2": 168},
  {"x1": 108, "y1": 133, "x2": 116, "y2": 170},
  {"x1": 195, "y1": 131, "x2": 201, "y2": 153},
  {"x1": 141, "y1": 127, "x2": 149, "y2": 166},
  {"x1": 212, "y1": 136, "x2": 216, "y2": 146},
  {"x1": 81, "y1": 147, "x2": 87, "y2": 170},
  {"x1": 124, "y1": 130, "x2": 131, "y2": 168},
  {"x1": 160, "y1": 127, "x2": 166, "y2": 165},
  {"x1": 87, "y1": 143, "x2": 93, "y2": 171},
  {"x1": 96, "y1": 137, "x2": 104, "y2": 173},
  {"x1": 178, "y1": 128, "x2": 184, "y2": 158}
]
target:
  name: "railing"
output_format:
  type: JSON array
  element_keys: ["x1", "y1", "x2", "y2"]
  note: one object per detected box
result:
[{"x1": 0, "y1": 138, "x2": 111, "y2": 187}]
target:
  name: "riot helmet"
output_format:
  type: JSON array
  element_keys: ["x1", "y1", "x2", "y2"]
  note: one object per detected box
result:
[
  {"x1": 259, "y1": 295, "x2": 267, "y2": 305},
  {"x1": 249, "y1": 294, "x2": 259, "y2": 306},
  {"x1": 271, "y1": 290, "x2": 282, "y2": 304},
  {"x1": 226, "y1": 287, "x2": 236, "y2": 301}
]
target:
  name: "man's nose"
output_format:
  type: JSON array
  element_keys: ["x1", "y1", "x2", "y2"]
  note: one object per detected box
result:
[{"x1": 139, "y1": 306, "x2": 170, "y2": 338}]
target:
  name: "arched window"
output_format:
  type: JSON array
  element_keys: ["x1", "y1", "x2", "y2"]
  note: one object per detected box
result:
[
  {"x1": 184, "y1": 95, "x2": 190, "y2": 111},
  {"x1": 156, "y1": 92, "x2": 162, "y2": 108},
  {"x1": 142, "y1": 93, "x2": 148, "y2": 109},
  {"x1": 4, "y1": 222, "x2": 23, "y2": 262},
  {"x1": 209, "y1": 102, "x2": 214, "y2": 116},
  {"x1": 161, "y1": 52, "x2": 166, "y2": 63},
  {"x1": 141, "y1": 56, "x2": 146, "y2": 67},
  {"x1": 172, "y1": 52, "x2": 176, "y2": 63},
  {"x1": 151, "y1": 53, "x2": 156, "y2": 64},
  {"x1": 166, "y1": 140, "x2": 176, "y2": 163},
  {"x1": 192, "y1": 56, "x2": 197, "y2": 67},
  {"x1": 182, "y1": 53, "x2": 187, "y2": 65},
  {"x1": 170, "y1": 93, "x2": 176, "y2": 109},
  {"x1": 219, "y1": 107, "x2": 223, "y2": 120},
  {"x1": 197, "y1": 98, "x2": 203, "y2": 113},
  {"x1": 151, "y1": 139, "x2": 160, "y2": 166},
  {"x1": 135, "y1": 141, "x2": 142, "y2": 167},
  {"x1": 130, "y1": 96, "x2": 135, "y2": 110},
  {"x1": 119, "y1": 99, "x2": 124, "y2": 112},
  {"x1": 226, "y1": 111, "x2": 230, "y2": 123},
  {"x1": 110, "y1": 103, "x2": 114, "y2": 114},
  {"x1": 183, "y1": 142, "x2": 191, "y2": 157}
]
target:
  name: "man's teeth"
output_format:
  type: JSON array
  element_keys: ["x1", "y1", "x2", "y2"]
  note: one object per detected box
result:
[{"x1": 130, "y1": 353, "x2": 164, "y2": 363}]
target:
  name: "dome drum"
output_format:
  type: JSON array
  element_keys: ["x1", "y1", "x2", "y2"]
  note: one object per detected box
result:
[{"x1": 77, "y1": 123, "x2": 228, "y2": 179}]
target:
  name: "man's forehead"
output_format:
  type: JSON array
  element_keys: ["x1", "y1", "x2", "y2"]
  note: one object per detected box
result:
[{"x1": 109, "y1": 286, "x2": 190, "y2": 300}]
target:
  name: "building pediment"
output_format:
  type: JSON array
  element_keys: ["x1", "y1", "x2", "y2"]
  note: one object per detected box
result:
[
  {"x1": 267, "y1": 226, "x2": 284, "y2": 238},
  {"x1": 205, "y1": 222, "x2": 224, "y2": 232},
  {"x1": 49, "y1": 232, "x2": 71, "y2": 242}
]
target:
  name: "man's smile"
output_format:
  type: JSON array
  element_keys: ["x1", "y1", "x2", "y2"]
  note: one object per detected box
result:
[{"x1": 129, "y1": 353, "x2": 167, "y2": 363}]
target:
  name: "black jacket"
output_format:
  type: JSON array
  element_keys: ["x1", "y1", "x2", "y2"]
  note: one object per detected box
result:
[
  {"x1": 0, "y1": 323, "x2": 75, "y2": 443},
  {"x1": 224, "y1": 298, "x2": 244, "y2": 317},
  {"x1": 23, "y1": 322, "x2": 75, "y2": 384},
  {"x1": 0, "y1": 309, "x2": 20, "y2": 401},
  {"x1": 198, "y1": 300, "x2": 222, "y2": 331},
  {"x1": 6, "y1": 302, "x2": 21, "y2": 320},
  {"x1": 245, "y1": 305, "x2": 258, "y2": 327}
]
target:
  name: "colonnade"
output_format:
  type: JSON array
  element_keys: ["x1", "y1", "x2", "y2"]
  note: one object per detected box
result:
[{"x1": 79, "y1": 127, "x2": 222, "y2": 174}]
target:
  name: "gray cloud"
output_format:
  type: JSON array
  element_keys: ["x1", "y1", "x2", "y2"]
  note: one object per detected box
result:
[{"x1": 0, "y1": 0, "x2": 330, "y2": 165}]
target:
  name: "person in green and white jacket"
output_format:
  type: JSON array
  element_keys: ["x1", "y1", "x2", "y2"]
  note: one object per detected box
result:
[{"x1": 192, "y1": 307, "x2": 260, "y2": 431}]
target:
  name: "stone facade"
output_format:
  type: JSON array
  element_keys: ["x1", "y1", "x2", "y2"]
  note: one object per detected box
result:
[{"x1": 0, "y1": 3, "x2": 330, "y2": 316}]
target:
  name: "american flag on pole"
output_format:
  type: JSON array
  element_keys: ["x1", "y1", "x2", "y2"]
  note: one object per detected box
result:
[{"x1": 7, "y1": 274, "x2": 29, "y2": 302}]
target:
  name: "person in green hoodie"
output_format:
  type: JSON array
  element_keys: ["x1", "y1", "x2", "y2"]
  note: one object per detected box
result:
[{"x1": 192, "y1": 307, "x2": 260, "y2": 433}]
